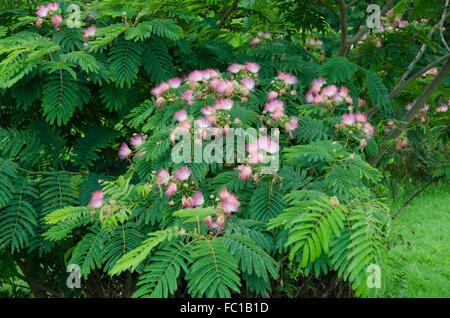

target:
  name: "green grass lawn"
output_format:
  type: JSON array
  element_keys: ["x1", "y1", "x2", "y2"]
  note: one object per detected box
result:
[{"x1": 385, "y1": 180, "x2": 450, "y2": 298}]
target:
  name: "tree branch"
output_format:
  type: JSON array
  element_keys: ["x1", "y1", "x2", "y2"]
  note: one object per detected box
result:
[
  {"x1": 337, "y1": 0, "x2": 349, "y2": 56},
  {"x1": 389, "y1": 52, "x2": 450, "y2": 99},
  {"x1": 217, "y1": 0, "x2": 240, "y2": 29},
  {"x1": 440, "y1": 0, "x2": 450, "y2": 53},
  {"x1": 367, "y1": 58, "x2": 450, "y2": 166},
  {"x1": 392, "y1": 175, "x2": 445, "y2": 220}
]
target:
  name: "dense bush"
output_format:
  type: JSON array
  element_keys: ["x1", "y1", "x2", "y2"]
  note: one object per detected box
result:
[{"x1": 0, "y1": 0, "x2": 448, "y2": 298}]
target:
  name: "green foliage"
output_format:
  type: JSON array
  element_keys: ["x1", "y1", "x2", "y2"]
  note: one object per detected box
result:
[{"x1": 0, "y1": 0, "x2": 447, "y2": 299}]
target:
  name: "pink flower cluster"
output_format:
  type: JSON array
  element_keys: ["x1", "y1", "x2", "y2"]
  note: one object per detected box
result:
[
  {"x1": 202, "y1": 187, "x2": 241, "y2": 232},
  {"x1": 89, "y1": 190, "x2": 104, "y2": 209},
  {"x1": 246, "y1": 136, "x2": 280, "y2": 164},
  {"x1": 118, "y1": 133, "x2": 146, "y2": 160},
  {"x1": 381, "y1": 10, "x2": 409, "y2": 30},
  {"x1": 88, "y1": 190, "x2": 119, "y2": 216},
  {"x1": 355, "y1": 11, "x2": 408, "y2": 49},
  {"x1": 249, "y1": 31, "x2": 273, "y2": 46},
  {"x1": 35, "y1": 3, "x2": 61, "y2": 28},
  {"x1": 148, "y1": 62, "x2": 264, "y2": 144},
  {"x1": 154, "y1": 166, "x2": 193, "y2": 197},
  {"x1": 339, "y1": 112, "x2": 376, "y2": 145},
  {"x1": 422, "y1": 68, "x2": 438, "y2": 78},
  {"x1": 307, "y1": 38, "x2": 323, "y2": 49},
  {"x1": 436, "y1": 104, "x2": 448, "y2": 113},
  {"x1": 305, "y1": 78, "x2": 353, "y2": 106},
  {"x1": 405, "y1": 102, "x2": 430, "y2": 123},
  {"x1": 83, "y1": 26, "x2": 97, "y2": 40},
  {"x1": 395, "y1": 137, "x2": 408, "y2": 151},
  {"x1": 182, "y1": 192, "x2": 204, "y2": 208}
]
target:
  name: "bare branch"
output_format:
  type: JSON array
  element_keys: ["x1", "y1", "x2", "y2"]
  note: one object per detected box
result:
[
  {"x1": 389, "y1": 52, "x2": 450, "y2": 99},
  {"x1": 439, "y1": 0, "x2": 450, "y2": 53}
]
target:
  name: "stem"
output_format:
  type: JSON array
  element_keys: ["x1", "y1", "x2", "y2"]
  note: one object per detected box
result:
[
  {"x1": 16, "y1": 167, "x2": 88, "y2": 176},
  {"x1": 217, "y1": 0, "x2": 240, "y2": 29},
  {"x1": 392, "y1": 175, "x2": 445, "y2": 220}
]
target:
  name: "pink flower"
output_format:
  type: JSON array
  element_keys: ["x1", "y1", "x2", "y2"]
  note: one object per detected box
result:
[
  {"x1": 358, "y1": 98, "x2": 366, "y2": 107},
  {"x1": 341, "y1": 113, "x2": 356, "y2": 126},
  {"x1": 47, "y1": 2, "x2": 59, "y2": 11},
  {"x1": 322, "y1": 85, "x2": 338, "y2": 97},
  {"x1": 289, "y1": 117, "x2": 299, "y2": 130},
  {"x1": 398, "y1": 20, "x2": 408, "y2": 28},
  {"x1": 244, "y1": 62, "x2": 260, "y2": 73},
  {"x1": 203, "y1": 215, "x2": 213, "y2": 227},
  {"x1": 89, "y1": 191, "x2": 104, "y2": 209},
  {"x1": 36, "y1": 5, "x2": 48, "y2": 17},
  {"x1": 195, "y1": 118, "x2": 210, "y2": 140},
  {"x1": 205, "y1": 69, "x2": 220, "y2": 79},
  {"x1": 270, "y1": 108, "x2": 284, "y2": 120},
  {"x1": 200, "y1": 106, "x2": 215, "y2": 116},
  {"x1": 285, "y1": 117, "x2": 299, "y2": 135},
  {"x1": 227, "y1": 63, "x2": 244, "y2": 73},
  {"x1": 165, "y1": 183, "x2": 177, "y2": 197},
  {"x1": 156, "y1": 97, "x2": 165, "y2": 107},
  {"x1": 214, "y1": 80, "x2": 234, "y2": 96},
  {"x1": 174, "y1": 166, "x2": 191, "y2": 181},
  {"x1": 188, "y1": 70, "x2": 205, "y2": 82},
  {"x1": 215, "y1": 99, "x2": 234, "y2": 111},
  {"x1": 130, "y1": 134, "x2": 144, "y2": 149},
  {"x1": 355, "y1": 112, "x2": 367, "y2": 123},
  {"x1": 118, "y1": 143, "x2": 131, "y2": 159},
  {"x1": 151, "y1": 82, "x2": 169, "y2": 97},
  {"x1": 192, "y1": 192, "x2": 204, "y2": 206},
  {"x1": 246, "y1": 142, "x2": 264, "y2": 163},
  {"x1": 242, "y1": 78, "x2": 255, "y2": 90},
  {"x1": 437, "y1": 105, "x2": 448, "y2": 112},
  {"x1": 219, "y1": 187, "x2": 231, "y2": 201},
  {"x1": 237, "y1": 164, "x2": 252, "y2": 180},
  {"x1": 264, "y1": 99, "x2": 284, "y2": 112},
  {"x1": 174, "y1": 109, "x2": 187, "y2": 122},
  {"x1": 258, "y1": 136, "x2": 279, "y2": 153},
  {"x1": 267, "y1": 91, "x2": 278, "y2": 101},
  {"x1": 83, "y1": 26, "x2": 96, "y2": 39},
  {"x1": 36, "y1": 18, "x2": 43, "y2": 28},
  {"x1": 376, "y1": 38, "x2": 383, "y2": 48},
  {"x1": 405, "y1": 103, "x2": 413, "y2": 111},
  {"x1": 311, "y1": 78, "x2": 326, "y2": 93},
  {"x1": 182, "y1": 196, "x2": 195, "y2": 208},
  {"x1": 339, "y1": 87, "x2": 349, "y2": 97},
  {"x1": 222, "y1": 194, "x2": 241, "y2": 213},
  {"x1": 181, "y1": 89, "x2": 194, "y2": 104},
  {"x1": 195, "y1": 118, "x2": 210, "y2": 128},
  {"x1": 168, "y1": 77, "x2": 183, "y2": 88},
  {"x1": 51, "y1": 15, "x2": 62, "y2": 28},
  {"x1": 363, "y1": 123, "x2": 375, "y2": 136},
  {"x1": 156, "y1": 169, "x2": 170, "y2": 185},
  {"x1": 250, "y1": 37, "x2": 260, "y2": 46},
  {"x1": 305, "y1": 90, "x2": 314, "y2": 103},
  {"x1": 278, "y1": 71, "x2": 298, "y2": 85},
  {"x1": 423, "y1": 68, "x2": 438, "y2": 77}
]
